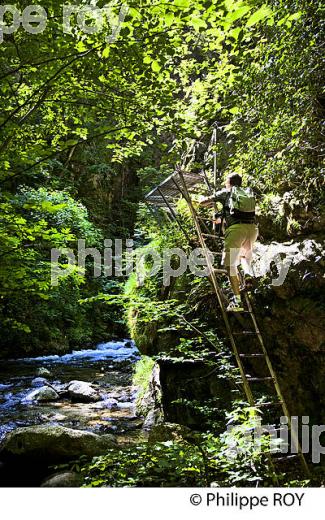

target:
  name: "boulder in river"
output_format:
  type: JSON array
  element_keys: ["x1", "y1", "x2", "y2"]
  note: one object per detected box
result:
[
  {"x1": 25, "y1": 386, "x2": 59, "y2": 402},
  {"x1": 31, "y1": 377, "x2": 48, "y2": 388},
  {"x1": 117, "y1": 402, "x2": 133, "y2": 410},
  {"x1": 50, "y1": 413, "x2": 67, "y2": 422},
  {"x1": 92, "y1": 397, "x2": 118, "y2": 410},
  {"x1": 36, "y1": 368, "x2": 51, "y2": 377},
  {"x1": 0, "y1": 383, "x2": 12, "y2": 391},
  {"x1": 0, "y1": 425, "x2": 117, "y2": 463},
  {"x1": 68, "y1": 380, "x2": 101, "y2": 402},
  {"x1": 40, "y1": 471, "x2": 83, "y2": 487}
]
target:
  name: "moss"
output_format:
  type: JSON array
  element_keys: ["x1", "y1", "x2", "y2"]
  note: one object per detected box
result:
[{"x1": 132, "y1": 356, "x2": 156, "y2": 413}]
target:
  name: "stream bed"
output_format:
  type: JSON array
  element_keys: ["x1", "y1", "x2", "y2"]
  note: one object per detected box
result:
[{"x1": 0, "y1": 340, "x2": 147, "y2": 486}]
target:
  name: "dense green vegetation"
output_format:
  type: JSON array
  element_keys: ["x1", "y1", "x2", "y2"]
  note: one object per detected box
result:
[
  {"x1": 0, "y1": 0, "x2": 323, "y2": 487},
  {"x1": 1, "y1": 0, "x2": 323, "y2": 351}
]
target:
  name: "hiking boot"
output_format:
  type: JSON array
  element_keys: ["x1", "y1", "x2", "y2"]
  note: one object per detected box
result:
[{"x1": 226, "y1": 297, "x2": 244, "y2": 312}]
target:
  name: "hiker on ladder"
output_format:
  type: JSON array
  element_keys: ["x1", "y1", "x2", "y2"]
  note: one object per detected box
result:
[{"x1": 201, "y1": 173, "x2": 259, "y2": 312}]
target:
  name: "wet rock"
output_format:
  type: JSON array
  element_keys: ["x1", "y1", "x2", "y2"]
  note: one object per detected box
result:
[
  {"x1": 41, "y1": 471, "x2": 83, "y2": 487},
  {"x1": 51, "y1": 383, "x2": 70, "y2": 397},
  {"x1": 0, "y1": 425, "x2": 117, "y2": 463},
  {"x1": 25, "y1": 386, "x2": 59, "y2": 402},
  {"x1": 143, "y1": 409, "x2": 163, "y2": 430},
  {"x1": 105, "y1": 386, "x2": 135, "y2": 403},
  {"x1": 31, "y1": 377, "x2": 48, "y2": 388},
  {"x1": 93, "y1": 397, "x2": 118, "y2": 409},
  {"x1": 116, "y1": 402, "x2": 133, "y2": 410},
  {"x1": 136, "y1": 364, "x2": 164, "y2": 429},
  {"x1": 50, "y1": 414, "x2": 67, "y2": 422},
  {"x1": 148, "y1": 422, "x2": 193, "y2": 443},
  {"x1": 68, "y1": 381, "x2": 101, "y2": 403},
  {"x1": 157, "y1": 358, "x2": 232, "y2": 429},
  {"x1": 122, "y1": 415, "x2": 140, "y2": 421},
  {"x1": 0, "y1": 384, "x2": 12, "y2": 391},
  {"x1": 122, "y1": 418, "x2": 144, "y2": 431},
  {"x1": 36, "y1": 368, "x2": 51, "y2": 377}
]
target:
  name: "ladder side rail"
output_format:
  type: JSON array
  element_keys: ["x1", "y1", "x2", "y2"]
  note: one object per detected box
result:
[
  {"x1": 243, "y1": 293, "x2": 311, "y2": 476},
  {"x1": 176, "y1": 171, "x2": 256, "y2": 406},
  {"x1": 170, "y1": 177, "x2": 215, "y2": 238},
  {"x1": 178, "y1": 170, "x2": 310, "y2": 477},
  {"x1": 156, "y1": 187, "x2": 192, "y2": 243}
]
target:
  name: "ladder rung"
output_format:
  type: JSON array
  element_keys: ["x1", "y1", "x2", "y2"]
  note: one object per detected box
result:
[
  {"x1": 235, "y1": 332, "x2": 258, "y2": 336},
  {"x1": 273, "y1": 454, "x2": 300, "y2": 463},
  {"x1": 262, "y1": 423, "x2": 298, "y2": 430},
  {"x1": 239, "y1": 353, "x2": 264, "y2": 358},
  {"x1": 255, "y1": 401, "x2": 283, "y2": 408},
  {"x1": 259, "y1": 424, "x2": 281, "y2": 431},
  {"x1": 182, "y1": 171, "x2": 205, "y2": 179},
  {"x1": 202, "y1": 233, "x2": 219, "y2": 238},
  {"x1": 246, "y1": 376, "x2": 274, "y2": 382},
  {"x1": 212, "y1": 268, "x2": 228, "y2": 274}
]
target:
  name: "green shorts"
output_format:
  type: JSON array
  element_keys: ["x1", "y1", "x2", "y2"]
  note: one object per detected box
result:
[{"x1": 222, "y1": 223, "x2": 259, "y2": 273}]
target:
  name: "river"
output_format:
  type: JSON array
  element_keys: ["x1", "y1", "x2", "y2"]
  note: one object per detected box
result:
[{"x1": 0, "y1": 339, "x2": 146, "y2": 485}]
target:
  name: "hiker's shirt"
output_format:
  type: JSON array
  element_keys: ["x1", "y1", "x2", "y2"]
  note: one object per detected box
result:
[{"x1": 209, "y1": 188, "x2": 256, "y2": 228}]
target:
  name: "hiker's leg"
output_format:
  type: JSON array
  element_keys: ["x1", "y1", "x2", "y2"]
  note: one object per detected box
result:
[
  {"x1": 223, "y1": 225, "x2": 243, "y2": 306},
  {"x1": 228, "y1": 269, "x2": 241, "y2": 297},
  {"x1": 240, "y1": 255, "x2": 254, "y2": 276},
  {"x1": 240, "y1": 225, "x2": 259, "y2": 276},
  {"x1": 226, "y1": 262, "x2": 243, "y2": 311}
]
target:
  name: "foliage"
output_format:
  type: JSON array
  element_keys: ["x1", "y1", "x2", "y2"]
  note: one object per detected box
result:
[
  {"x1": 0, "y1": 186, "x2": 122, "y2": 353},
  {"x1": 15, "y1": 187, "x2": 102, "y2": 245},
  {"x1": 74, "y1": 403, "x2": 293, "y2": 487},
  {"x1": 81, "y1": 441, "x2": 208, "y2": 487},
  {"x1": 1, "y1": 0, "x2": 323, "y2": 350},
  {"x1": 0, "y1": 0, "x2": 323, "y2": 486}
]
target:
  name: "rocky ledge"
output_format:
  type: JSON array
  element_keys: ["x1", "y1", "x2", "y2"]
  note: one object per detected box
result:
[{"x1": 0, "y1": 425, "x2": 117, "y2": 463}]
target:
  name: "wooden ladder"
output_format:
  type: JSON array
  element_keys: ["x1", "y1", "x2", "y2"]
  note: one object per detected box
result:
[{"x1": 174, "y1": 170, "x2": 311, "y2": 479}]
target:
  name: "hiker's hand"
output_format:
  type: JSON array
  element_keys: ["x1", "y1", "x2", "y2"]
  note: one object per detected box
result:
[
  {"x1": 199, "y1": 196, "x2": 214, "y2": 207},
  {"x1": 213, "y1": 217, "x2": 222, "y2": 225}
]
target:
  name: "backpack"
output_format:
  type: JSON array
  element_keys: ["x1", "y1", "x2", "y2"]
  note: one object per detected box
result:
[{"x1": 229, "y1": 186, "x2": 256, "y2": 214}]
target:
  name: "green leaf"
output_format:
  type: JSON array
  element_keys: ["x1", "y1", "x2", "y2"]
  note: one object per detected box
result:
[
  {"x1": 75, "y1": 41, "x2": 88, "y2": 52},
  {"x1": 190, "y1": 18, "x2": 207, "y2": 31},
  {"x1": 288, "y1": 12, "x2": 302, "y2": 21},
  {"x1": 174, "y1": 0, "x2": 190, "y2": 8},
  {"x1": 224, "y1": 0, "x2": 236, "y2": 11},
  {"x1": 40, "y1": 201, "x2": 66, "y2": 213},
  {"x1": 129, "y1": 7, "x2": 141, "y2": 19},
  {"x1": 102, "y1": 47, "x2": 110, "y2": 59},
  {"x1": 151, "y1": 61, "x2": 161, "y2": 72},
  {"x1": 246, "y1": 5, "x2": 273, "y2": 27},
  {"x1": 229, "y1": 106, "x2": 240, "y2": 114},
  {"x1": 165, "y1": 12, "x2": 175, "y2": 26},
  {"x1": 229, "y1": 27, "x2": 241, "y2": 40},
  {"x1": 227, "y1": 5, "x2": 251, "y2": 22}
]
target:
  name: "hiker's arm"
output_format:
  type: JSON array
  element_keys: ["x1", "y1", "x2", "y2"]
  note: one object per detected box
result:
[
  {"x1": 199, "y1": 194, "x2": 215, "y2": 207},
  {"x1": 199, "y1": 189, "x2": 228, "y2": 207}
]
